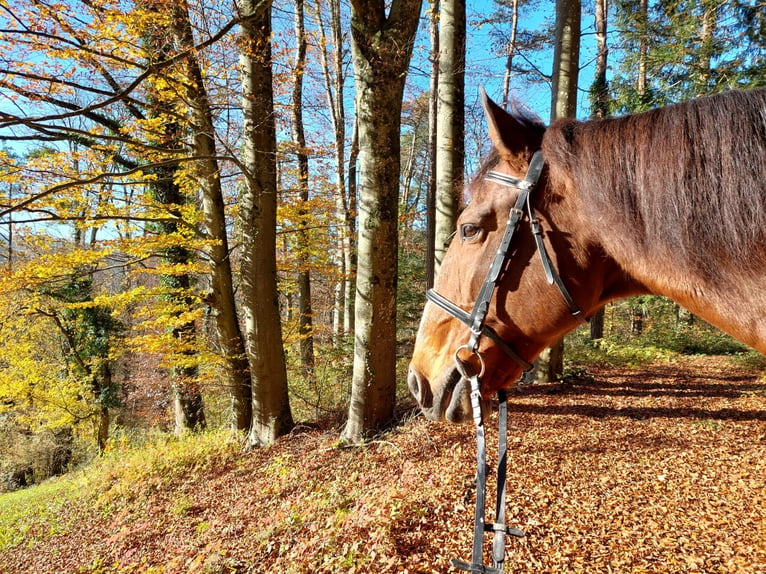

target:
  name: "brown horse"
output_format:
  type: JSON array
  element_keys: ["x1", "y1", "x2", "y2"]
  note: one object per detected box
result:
[{"x1": 408, "y1": 88, "x2": 766, "y2": 423}]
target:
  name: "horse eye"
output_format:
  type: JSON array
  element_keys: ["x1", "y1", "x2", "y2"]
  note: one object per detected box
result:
[{"x1": 460, "y1": 224, "x2": 481, "y2": 242}]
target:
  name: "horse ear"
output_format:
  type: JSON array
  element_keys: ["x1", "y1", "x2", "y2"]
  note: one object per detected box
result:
[{"x1": 480, "y1": 88, "x2": 541, "y2": 168}]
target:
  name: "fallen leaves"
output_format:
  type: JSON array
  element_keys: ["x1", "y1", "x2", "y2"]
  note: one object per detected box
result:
[{"x1": 1, "y1": 355, "x2": 765, "y2": 573}]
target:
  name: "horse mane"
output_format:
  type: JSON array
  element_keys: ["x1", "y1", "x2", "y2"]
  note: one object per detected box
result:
[{"x1": 543, "y1": 88, "x2": 766, "y2": 279}]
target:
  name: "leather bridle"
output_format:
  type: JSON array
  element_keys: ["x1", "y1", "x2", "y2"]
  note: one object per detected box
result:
[{"x1": 425, "y1": 150, "x2": 586, "y2": 572}]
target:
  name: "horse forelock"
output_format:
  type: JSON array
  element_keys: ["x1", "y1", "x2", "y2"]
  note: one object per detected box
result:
[{"x1": 543, "y1": 88, "x2": 766, "y2": 281}]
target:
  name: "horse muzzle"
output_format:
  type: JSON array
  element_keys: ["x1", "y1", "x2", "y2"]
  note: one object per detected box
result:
[{"x1": 407, "y1": 366, "x2": 474, "y2": 423}]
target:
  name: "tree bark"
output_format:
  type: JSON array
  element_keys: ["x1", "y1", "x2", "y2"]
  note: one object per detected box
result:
[
  {"x1": 426, "y1": 0, "x2": 439, "y2": 289},
  {"x1": 291, "y1": 0, "x2": 316, "y2": 386},
  {"x1": 237, "y1": 0, "x2": 294, "y2": 446},
  {"x1": 315, "y1": 0, "x2": 355, "y2": 337},
  {"x1": 502, "y1": 0, "x2": 520, "y2": 109},
  {"x1": 592, "y1": 0, "x2": 609, "y2": 119},
  {"x1": 637, "y1": 0, "x2": 648, "y2": 99},
  {"x1": 433, "y1": 0, "x2": 465, "y2": 276},
  {"x1": 167, "y1": 0, "x2": 253, "y2": 432},
  {"x1": 551, "y1": 0, "x2": 581, "y2": 121},
  {"x1": 537, "y1": 0, "x2": 581, "y2": 383},
  {"x1": 341, "y1": 0, "x2": 423, "y2": 443}
]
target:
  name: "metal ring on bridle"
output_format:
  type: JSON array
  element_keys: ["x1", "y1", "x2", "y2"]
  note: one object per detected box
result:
[{"x1": 454, "y1": 344, "x2": 486, "y2": 379}]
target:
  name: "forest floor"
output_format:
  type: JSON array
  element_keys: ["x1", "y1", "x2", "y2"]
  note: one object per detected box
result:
[{"x1": 1, "y1": 355, "x2": 765, "y2": 574}]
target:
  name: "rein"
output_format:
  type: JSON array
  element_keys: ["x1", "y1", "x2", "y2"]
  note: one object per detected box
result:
[{"x1": 426, "y1": 151, "x2": 586, "y2": 572}]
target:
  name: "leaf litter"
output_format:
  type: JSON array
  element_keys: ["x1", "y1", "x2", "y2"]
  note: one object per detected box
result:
[{"x1": 1, "y1": 355, "x2": 764, "y2": 573}]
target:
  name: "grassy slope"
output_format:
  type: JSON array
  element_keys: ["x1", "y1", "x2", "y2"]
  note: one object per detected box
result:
[{"x1": 1, "y1": 356, "x2": 765, "y2": 574}]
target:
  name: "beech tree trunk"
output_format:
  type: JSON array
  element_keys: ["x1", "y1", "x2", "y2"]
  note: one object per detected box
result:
[
  {"x1": 291, "y1": 0, "x2": 316, "y2": 386},
  {"x1": 341, "y1": 0, "x2": 422, "y2": 443},
  {"x1": 551, "y1": 0, "x2": 581, "y2": 121},
  {"x1": 502, "y1": 0, "x2": 520, "y2": 109},
  {"x1": 315, "y1": 0, "x2": 355, "y2": 337},
  {"x1": 135, "y1": 0, "x2": 207, "y2": 433},
  {"x1": 592, "y1": 0, "x2": 609, "y2": 119},
  {"x1": 433, "y1": 0, "x2": 465, "y2": 276},
  {"x1": 237, "y1": 0, "x2": 294, "y2": 446},
  {"x1": 426, "y1": 0, "x2": 439, "y2": 289},
  {"x1": 536, "y1": 0, "x2": 581, "y2": 384},
  {"x1": 168, "y1": 0, "x2": 252, "y2": 432}
]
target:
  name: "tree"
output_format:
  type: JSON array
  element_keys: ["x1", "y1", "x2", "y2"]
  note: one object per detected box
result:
[
  {"x1": 501, "y1": 0, "x2": 521, "y2": 109},
  {"x1": 611, "y1": 0, "x2": 766, "y2": 112},
  {"x1": 589, "y1": 0, "x2": 608, "y2": 340},
  {"x1": 426, "y1": 0, "x2": 439, "y2": 289},
  {"x1": 290, "y1": 0, "x2": 317, "y2": 388},
  {"x1": 433, "y1": 0, "x2": 465, "y2": 276},
  {"x1": 0, "y1": 0, "x2": 253, "y2": 434},
  {"x1": 341, "y1": 0, "x2": 423, "y2": 442},
  {"x1": 313, "y1": 0, "x2": 357, "y2": 337},
  {"x1": 142, "y1": 0, "x2": 206, "y2": 434},
  {"x1": 535, "y1": 0, "x2": 581, "y2": 384},
  {"x1": 162, "y1": 0, "x2": 254, "y2": 433},
  {"x1": 236, "y1": 0, "x2": 295, "y2": 446}
]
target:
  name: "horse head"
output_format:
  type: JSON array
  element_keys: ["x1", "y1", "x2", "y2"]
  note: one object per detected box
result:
[{"x1": 408, "y1": 93, "x2": 628, "y2": 423}]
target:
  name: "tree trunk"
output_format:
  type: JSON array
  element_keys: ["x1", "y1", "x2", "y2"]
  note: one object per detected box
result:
[
  {"x1": 433, "y1": 0, "x2": 465, "y2": 277},
  {"x1": 537, "y1": 0, "x2": 581, "y2": 383},
  {"x1": 344, "y1": 121, "x2": 360, "y2": 334},
  {"x1": 502, "y1": 0, "x2": 520, "y2": 109},
  {"x1": 341, "y1": 0, "x2": 422, "y2": 443},
  {"x1": 592, "y1": 0, "x2": 609, "y2": 119},
  {"x1": 590, "y1": 307, "x2": 605, "y2": 340},
  {"x1": 551, "y1": 0, "x2": 581, "y2": 121},
  {"x1": 426, "y1": 0, "x2": 439, "y2": 289},
  {"x1": 167, "y1": 0, "x2": 252, "y2": 432},
  {"x1": 315, "y1": 0, "x2": 356, "y2": 338},
  {"x1": 291, "y1": 0, "x2": 316, "y2": 386},
  {"x1": 631, "y1": 306, "x2": 644, "y2": 335},
  {"x1": 237, "y1": 0, "x2": 294, "y2": 447},
  {"x1": 637, "y1": 0, "x2": 648, "y2": 99}
]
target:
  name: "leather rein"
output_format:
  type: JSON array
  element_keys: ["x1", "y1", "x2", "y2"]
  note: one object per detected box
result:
[{"x1": 425, "y1": 150, "x2": 586, "y2": 573}]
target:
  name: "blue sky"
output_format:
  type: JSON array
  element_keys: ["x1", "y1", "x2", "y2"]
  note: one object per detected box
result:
[{"x1": 461, "y1": 0, "x2": 599, "y2": 121}]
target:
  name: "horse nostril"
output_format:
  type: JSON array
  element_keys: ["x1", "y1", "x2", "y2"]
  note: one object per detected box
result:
[{"x1": 407, "y1": 368, "x2": 433, "y2": 409}]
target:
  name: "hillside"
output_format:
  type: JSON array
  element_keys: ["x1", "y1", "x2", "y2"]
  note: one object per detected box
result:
[{"x1": 1, "y1": 356, "x2": 765, "y2": 573}]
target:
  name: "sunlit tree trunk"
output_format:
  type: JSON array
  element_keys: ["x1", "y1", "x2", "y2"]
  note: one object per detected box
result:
[
  {"x1": 237, "y1": 0, "x2": 294, "y2": 446},
  {"x1": 592, "y1": 0, "x2": 609, "y2": 119},
  {"x1": 637, "y1": 0, "x2": 648, "y2": 99},
  {"x1": 341, "y1": 0, "x2": 422, "y2": 443},
  {"x1": 587, "y1": 0, "x2": 608, "y2": 341},
  {"x1": 536, "y1": 0, "x2": 581, "y2": 384},
  {"x1": 433, "y1": 0, "x2": 465, "y2": 277},
  {"x1": 501, "y1": 0, "x2": 520, "y2": 109},
  {"x1": 291, "y1": 0, "x2": 316, "y2": 386},
  {"x1": 426, "y1": 0, "x2": 439, "y2": 289},
  {"x1": 315, "y1": 0, "x2": 355, "y2": 337},
  {"x1": 166, "y1": 0, "x2": 253, "y2": 432},
  {"x1": 551, "y1": 0, "x2": 581, "y2": 121}
]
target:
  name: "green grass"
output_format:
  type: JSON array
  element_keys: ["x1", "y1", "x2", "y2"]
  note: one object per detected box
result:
[
  {"x1": 0, "y1": 428, "x2": 240, "y2": 554},
  {"x1": 0, "y1": 473, "x2": 82, "y2": 551}
]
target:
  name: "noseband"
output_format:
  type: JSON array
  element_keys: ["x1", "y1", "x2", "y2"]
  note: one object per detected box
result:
[{"x1": 425, "y1": 150, "x2": 586, "y2": 573}]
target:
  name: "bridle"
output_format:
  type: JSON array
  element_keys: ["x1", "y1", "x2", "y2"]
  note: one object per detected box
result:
[{"x1": 425, "y1": 150, "x2": 586, "y2": 573}]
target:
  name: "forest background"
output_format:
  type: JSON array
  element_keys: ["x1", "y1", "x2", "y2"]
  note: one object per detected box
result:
[{"x1": 0, "y1": 0, "x2": 764, "y2": 491}]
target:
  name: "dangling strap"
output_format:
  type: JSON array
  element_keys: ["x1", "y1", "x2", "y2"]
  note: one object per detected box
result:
[{"x1": 452, "y1": 386, "x2": 523, "y2": 574}]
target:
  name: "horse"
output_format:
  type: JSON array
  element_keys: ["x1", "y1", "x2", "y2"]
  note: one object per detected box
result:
[{"x1": 408, "y1": 87, "x2": 766, "y2": 423}]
